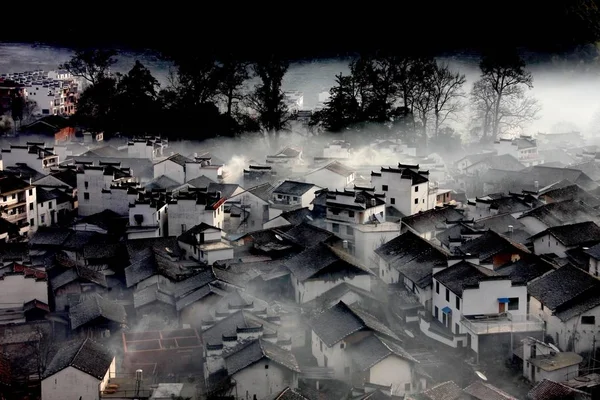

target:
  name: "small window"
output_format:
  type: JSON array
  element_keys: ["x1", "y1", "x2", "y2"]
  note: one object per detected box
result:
[
  {"x1": 415, "y1": 186, "x2": 419, "y2": 192},
  {"x1": 30, "y1": 218, "x2": 34, "y2": 227},
  {"x1": 181, "y1": 224, "x2": 187, "y2": 233},
  {"x1": 455, "y1": 323, "x2": 460, "y2": 334},
  {"x1": 2, "y1": 197, "x2": 6, "y2": 202},
  {"x1": 435, "y1": 281, "x2": 439, "y2": 294},
  {"x1": 446, "y1": 288, "x2": 450, "y2": 302},
  {"x1": 508, "y1": 297, "x2": 519, "y2": 311},
  {"x1": 348, "y1": 211, "x2": 355, "y2": 218},
  {"x1": 346, "y1": 225, "x2": 353, "y2": 235},
  {"x1": 83, "y1": 192, "x2": 90, "y2": 200},
  {"x1": 391, "y1": 197, "x2": 395, "y2": 205},
  {"x1": 332, "y1": 223, "x2": 339, "y2": 233},
  {"x1": 382, "y1": 185, "x2": 388, "y2": 191},
  {"x1": 264, "y1": 364, "x2": 269, "y2": 369},
  {"x1": 84, "y1": 181, "x2": 89, "y2": 189},
  {"x1": 28, "y1": 189, "x2": 33, "y2": 196},
  {"x1": 11, "y1": 194, "x2": 15, "y2": 199},
  {"x1": 41, "y1": 215, "x2": 45, "y2": 224},
  {"x1": 320, "y1": 340, "x2": 323, "y2": 352},
  {"x1": 340, "y1": 342, "x2": 345, "y2": 349},
  {"x1": 456, "y1": 296, "x2": 460, "y2": 310},
  {"x1": 49, "y1": 202, "x2": 52, "y2": 209},
  {"x1": 434, "y1": 306, "x2": 439, "y2": 319},
  {"x1": 582, "y1": 316, "x2": 596, "y2": 325},
  {"x1": 414, "y1": 198, "x2": 418, "y2": 205},
  {"x1": 404, "y1": 383, "x2": 411, "y2": 392},
  {"x1": 29, "y1": 203, "x2": 33, "y2": 211}
]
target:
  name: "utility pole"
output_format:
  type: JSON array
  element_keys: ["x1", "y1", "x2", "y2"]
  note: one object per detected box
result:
[{"x1": 592, "y1": 335, "x2": 597, "y2": 374}]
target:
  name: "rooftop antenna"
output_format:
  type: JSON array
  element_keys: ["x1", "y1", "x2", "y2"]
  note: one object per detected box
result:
[
  {"x1": 404, "y1": 329, "x2": 415, "y2": 338},
  {"x1": 135, "y1": 369, "x2": 143, "y2": 397},
  {"x1": 475, "y1": 371, "x2": 487, "y2": 381},
  {"x1": 548, "y1": 343, "x2": 561, "y2": 353},
  {"x1": 275, "y1": 234, "x2": 283, "y2": 241}
]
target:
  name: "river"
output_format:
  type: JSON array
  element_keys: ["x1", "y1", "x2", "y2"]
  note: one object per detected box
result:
[{"x1": 1, "y1": 42, "x2": 600, "y2": 133}]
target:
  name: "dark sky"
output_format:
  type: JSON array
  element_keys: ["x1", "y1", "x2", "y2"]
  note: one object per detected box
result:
[{"x1": 2, "y1": 2, "x2": 599, "y2": 59}]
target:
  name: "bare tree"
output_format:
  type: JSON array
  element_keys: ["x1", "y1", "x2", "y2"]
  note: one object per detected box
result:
[
  {"x1": 473, "y1": 49, "x2": 534, "y2": 140},
  {"x1": 470, "y1": 79, "x2": 497, "y2": 140},
  {"x1": 411, "y1": 60, "x2": 437, "y2": 141},
  {"x1": 429, "y1": 63, "x2": 466, "y2": 136},
  {"x1": 60, "y1": 49, "x2": 117, "y2": 86},
  {"x1": 216, "y1": 56, "x2": 251, "y2": 119}
]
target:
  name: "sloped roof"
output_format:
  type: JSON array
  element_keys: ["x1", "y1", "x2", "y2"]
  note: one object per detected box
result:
[
  {"x1": 156, "y1": 153, "x2": 192, "y2": 167},
  {"x1": 518, "y1": 199, "x2": 600, "y2": 228},
  {"x1": 225, "y1": 339, "x2": 300, "y2": 375},
  {"x1": 458, "y1": 230, "x2": 531, "y2": 263},
  {"x1": 144, "y1": 175, "x2": 180, "y2": 191},
  {"x1": 402, "y1": 206, "x2": 464, "y2": 233},
  {"x1": 434, "y1": 261, "x2": 499, "y2": 297},
  {"x1": 530, "y1": 221, "x2": 600, "y2": 247},
  {"x1": 186, "y1": 175, "x2": 216, "y2": 188},
  {"x1": 177, "y1": 223, "x2": 221, "y2": 246},
  {"x1": 43, "y1": 338, "x2": 113, "y2": 380},
  {"x1": 542, "y1": 184, "x2": 600, "y2": 208},
  {"x1": 527, "y1": 379, "x2": 592, "y2": 400},
  {"x1": 409, "y1": 381, "x2": 463, "y2": 400},
  {"x1": 273, "y1": 180, "x2": 318, "y2": 196},
  {"x1": 467, "y1": 154, "x2": 525, "y2": 172},
  {"x1": 285, "y1": 242, "x2": 372, "y2": 282},
  {"x1": 69, "y1": 294, "x2": 127, "y2": 329},
  {"x1": 350, "y1": 334, "x2": 417, "y2": 371},
  {"x1": 308, "y1": 301, "x2": 399, "y2": 346}
]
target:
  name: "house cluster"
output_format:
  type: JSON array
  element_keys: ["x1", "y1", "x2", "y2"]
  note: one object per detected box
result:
[
  {"x1": 1, "y1": 126, "x2": 600, "y2": 400},
  {"x1": 1, "y1": 69, "x2": 82, "y2": 116}
]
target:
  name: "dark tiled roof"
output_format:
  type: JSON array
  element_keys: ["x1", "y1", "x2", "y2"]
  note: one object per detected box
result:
[
  {"x1": 0, "y1": 174, "x2": 31, "y2": 194},
  {"x1": 409, "y1": 381, "x2": 463, "y2": 400},
  {"x1": 584, "y1": 243, "x2": 600, "y2": 260},
  {"x1": 29, "y1": 227, "x2": 71, "y2": 246},
  {"x1": 43, "y1": 338, "x2": 113, "y2": 380},
  {"x1": 285, "y1": 242, "x2": 372, "y2": 282},
  {"x1": 208, "y1": 183, "x2": 240, "y2": 199},
  {"x1": 542, "y1": 184, "x2": 600, "y2": 208},
  {"x1": 528, "y1": 264, "x2": 600, "y2": 320},
  {"x1": 458, "y1": 230, "x2": 530, "y2": 263},
  {"x1": 275, "y1": 387, "x2": 311, "y2": 400},
  {"x1": 530, "y1": 221, "x2": 600, "y2": 247},
  {"x1": 225, "y1": 339, "x2": 300, "y2": 375},
  {"x1": 273, "y1": 180, "x2": 318, "y2": 196},
  {"x1": 401, "y1": 206, "x2": 464, "y2": 233},
  {"x1": 245, "y1": 183, "x2": 275, "y2": 202},
  {"x1": 494, "y1": 256, "x2": 555, "y2": 285},
  {"x1": 159, "y1": 153, "x2": 192, "y2": 167},
  {"x1": 463, "y1": 381, "x2": 517, "y2": 400},
  {"x1": 284, "y1": 222, "x2": 337, "y2": 249},
  {"x1": 302, "y1": 282, "x2": 379, "y2": 315},
  {"x1": 476, "y1": 213, "x2": 526, "y2": 234},
  {"x1": 518, "y1": 199, "x2": 600, "y2": 228},
  {"x1": 177, "y1": 223, "x2": 220, "y2": 246},
  {"x1": 350, "y1": 334, "x2": 417, "y2": 371},
  {"x1": 272, "y1": 207, "x2": 318, "y2": 226},
  {"x1": 467, "y1": 154, "x2": 525, "y2": 172},
  {"x1": 527, "y1": 379, "x2": 592, "y2": 400},
  {"x1": 201, "y1": 310, "x2": 278, "y2": 346},
  {"x1": 50, "y1": 266, "x2": 108, "y2": 290},
  {"x1": 173, "y1": 268, "x2": 216, "y2": 298},
  {"x1": 69, "y1": 293, "x2": 127, "y2": 329},
  {"x1": 133, "y1": 284, "x2": 175, "y2": 308},
  {"x1": 144, "y1": 175, "x2": 180, "y2": 191},
  {"x1": 434, "y1": 261, "x2": 498, "y2": 297},
  {"x1": 186, "y1": 175, "x2": 215, "y2": 188},
  {"x1": 308, "y1": 301, "x2": 399, "y2": 347}
]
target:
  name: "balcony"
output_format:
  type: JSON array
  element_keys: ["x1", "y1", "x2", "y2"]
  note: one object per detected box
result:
[
  {"x1": 327, "y1": 212, "x2": 356, "y2": 223},
  {"x1": 5, "y1": 210, "x2": 27, "y2": 223},
  {"x1": 461, "y1": 312, "x2": 544, "y2": 335}
]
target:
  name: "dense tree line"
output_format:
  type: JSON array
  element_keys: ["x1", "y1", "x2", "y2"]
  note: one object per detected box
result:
[{"x1": 63, "y1": 50, "x2": 293, "y2": 147}]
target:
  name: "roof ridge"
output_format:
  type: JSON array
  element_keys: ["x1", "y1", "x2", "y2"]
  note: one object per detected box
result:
[{"x1": 70, "y1": 338, "x2": 87, "y2": 368}]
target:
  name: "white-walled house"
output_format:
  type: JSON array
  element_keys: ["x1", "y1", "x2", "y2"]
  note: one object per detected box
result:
[
  {"x1": 226, "y1": 183, "x2": 272, "y2": 233},
  {"x1": 76, "y1": 163, "x2": 139, "y2": 217},
  {"x1": 322, "y1": 140, "x2": 351, "y2": 159},
  {"x1": 520, "y1": 337, "x2": 582, "y2": 383},
  {"x1": 370, "y1": 164, "x2": 431, "y2": 216},
  {"x1": 530, "y1": 222, "x2": 600, "y2": 257},
  {"x1": 41, "y1": 338, "x2": 115, "y2": 400},
  {"x1": 517, "y1": 199, "x2": 600, "y2": 236},
  {"x1": 266, "y1": 146, "x2": 303, "y2": 169},
  {"x1": 154, "y1": 153, "x2": 224, "y2": 185},
  {"x1": 528, "y1": 265, "x2": 600, "y2": 354},
  {"x1": 0, "y1": 263, "x2": 48, "y2": 308},
  {"x1": 168, "y1": 189, "x2": 225, "y2": 235},
  {"x1": 286, "y1": 242, "x2": 373, "y2": 304},
  {"x1": 1, "y1": 142, "x2": 59, "y2": 174},
  {"x1": 36, "y1": 188, "x2": 58, "y2": 227},
  {"x1": 127, "y1": 193, "x2": 168, "y2": 239},
  {"x1": 270, "y1": 180, "x2": 320, "y2": 217},
  {"x1": 178, "y1": 223, "x2": 233, "y2": 264},
  {"x1": 303, "y1": 161, "x2": 355, "y2": 191},
  {"x1": 493, "y1": 135, "x2": 543, "y2": 167},
  {"x1": 127, "y1": 137, "x2": 167, "y2": 159},
  {"x1": 0, "y1": 174, "x2": 37, "y2": 236},
  {"x1": 428, "y1": 260, "x2": 531, "y2": 353},
  {"x1": 308, "y1": 302, "x2": 408, "y2": 386}
]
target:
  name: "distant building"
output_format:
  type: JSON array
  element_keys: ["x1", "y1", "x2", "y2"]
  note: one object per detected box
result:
[
  {"x1": 519, "y1": 337, "x2": 582, "y2": 383},
  {"x1": 0, "y1": 173, "x2": 37, "y2": 236},
  {"x1": 20, "y1": 115, "x2": 76, "y2": 145},
  {"x1": 243, "y1": 164, "x2": 276, "y2": 187},
  {"x1": 127, "y1": 137, "x2": 168, "y2": 160},
  {"x1": 178, "y1": 223, "x2": 233, "y2": 264},
  {"x1": 370, "y1": 164, "x2": 432, "y2": 216},
  {"x1": 270, "y1": 180, "x2": 321, "y2": 217},
  {"x1": 1, "y1": 142, "x2": 59, "y2": 174},
  {"x1": 167, "y1": 189, "x2": 226, "y2": 235},
  {"x1": 303, "y1": 161, "x2": 355, "y2": 191},
  {"x1": 493, "y1": 135, "x2": 543, "y2": 167},
  {"x1": 127, "y1": 192, "x2": 168, "y2": 239}
]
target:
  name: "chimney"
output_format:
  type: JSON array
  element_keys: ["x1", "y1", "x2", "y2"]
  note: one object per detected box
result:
[
  {"x1": 508, "y1": 225, "x2": 514, "y2": 234},
  {"x1": 343, "y1": 240, "x2": 348, "y2": 249},
  {"x1": 370, "y1": 198, "x2": 376, "y2": 207},
  {"x1": 534, "y1": 180, "x2": 539, "y2": 190},
  {"x1": 205, "y1": 344, "x2": 225, "y2": 374}
]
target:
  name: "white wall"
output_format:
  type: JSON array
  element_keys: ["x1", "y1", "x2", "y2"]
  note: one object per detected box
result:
[
  {"x1": 41, "y1": 366, "x2": 101, "y2": 400},
  {"x1": 0, "y1": 274, "x2": 48, "y2": 305},
  {"x1": 293, "y1": 274, "x2": 371, "y2": 304},
  {"x1": 371, "y1": 172, "x2": 429, "y2": 216},
  {"x1": 1, "y1": 146, "x2": 58, "y2": 174},
  {"x1": 529, "y1": 296, "x2": 600, "y2": 353},
  {"x1": 203, "y1": 247, "x2": 234, "y2": 265},
  {"x1": 301, "y1": 187, "x2": 320, "y2": 208},
  {"x1": 369, "y1": 356, "x2": 413, "y2": 396},
  {"x1": 353, "y1": 226, "x2": 400, "y2": 269},
  {"x1": 153, "y1": 159, "x2": 185, "y2": 184},
  {"x1": 532, "y1": 234, "x2": 569, "y2": 257},
  {"x1": 463, "y1": 280, "x2": 527, "y2": 316},
  {"x1": 304, "y1": 169, "x2": 351, "y2": 191},
  {"x1": 227, "y1": 191, "x2": 270, "y2": 233},
  {"x1": 311, "y1": 330, "x2": 355, "y2": 381},
  {"x1": 232, "y1": 359, "x2": 295, "y2": 400},
  {"x1": 37, "y1": 197, "x2": 57, "y2": 227},
  {"x1": 168, "y1": 200, "x2": 224, "y2": 236}
]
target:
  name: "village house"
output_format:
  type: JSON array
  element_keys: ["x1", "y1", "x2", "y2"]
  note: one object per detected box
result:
[
  {"x1": 518, "y1": 198, "x2": 600, "y2": 235},
  {"x1": 529, "y1": 221, "x2": 600, "y2": 257},
  {"x1": 493, "y1": 135, "x2": 543, "y2": 167},
  {"x1": 266, "y1": 146, "x2": 303, "y2": 169},
  {"x1": 528, "y1": 265, "x2": 600, "y2": 354},
  {"x1": 370, "y1": 164, "x2": 432, "y2": 216},
  {"x1": 302, "y1": 161, "x2": 355, "y2": 191},
  {"x1": 286, "y1": 241, "x2": 373, "y2": 303},
  {"x1": 456, "y1": 229, "x2": 532, "y2": 270},
  {"x1": 400, "y1": 205, "x2": 465, "y2": 241},
  {"x1": 226, "y1": 183, "x2": 273, "y2": 233},
  {"x1": 375, "y1": 231, "x2": 449, "y2": 310},
  {"x1": 429, "y1": 260, "x2": 539, "y2": 357},
  {"x1": 76, "y1": 162, "x2": 139, "y2": 217},
  {"x1": 455, "y1": 152, "x2": 497, "y2": 174},
  {"x1": 243, "y1": 164, "x2": 277, "y2": 187},
  {"x1": 36, "y1": 188, "x2": 58, "y2": 228},
  {"x1": 0, "y1": 263, "x2": 48, "y2": 324},
  {"x1": 21, "y1": 115, "x2": 76, "y2": 145},
  {"x1": 33, "y1": 173, "x2": 76, "y2": 224},
  {"x1": 177, "y1": 223, "x2": 233, "y2": 264},
  {"x1": 270, "y1": 180, "x2": 321, "y2": 218},
  {"x1": 127, "y1": 137, "x2": 168, "y2": 160},
  {"x1": 320, "y1": 140, "x2": 352, "y2": 160},
  {"x1": 69, "y1": 293, "x2": 127, "y2": 339},
  {"x1": 153, "y1": 153, "x2": 224, "y2": 184},
  {"x1": 1, "y1": 142, "x2": 59, "y2": 174},
  {"x1": 263, "y1": 207, "x2": 318, "y2": 230},
  {"x1": 127, "y1": 192, "x2": 168, "y2": 239},
  {"x1": 519, "y1": 337, "x2": 582, "y2": 383},
  {"x1": 405, "y1": 381, "x2": 464, "y2": 400},
  {"x1": 41, "y1": 338, "x2": 115, "y2": 400},
  {"x1": 168, "y1": 188, "x2": 226, "y2": 235},
  {"x1": 463, "y1": 154, "x2": 525, "y2": 178},
  {"x1": 527, "y1": 379, "x2": 592, "y2": 400},
  {"x1": 466, "y1": 193, "x2": 533, "y2": 220},
  {"x1": 0, "y1": 173, "x2": 37, "y2": 236},
  {"x1": 539, "y1": 184, "x2": 600, "y2": 208}
]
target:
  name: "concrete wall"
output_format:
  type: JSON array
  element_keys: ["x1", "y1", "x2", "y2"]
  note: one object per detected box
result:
[
  {"x1": 41, "y1": 366, "x2": 101, "y2": 400},
  {"x1": 463, "y1": 280, "x2": 527, "y2": 316},
  {"x1": 0, "y1": 274, "x2": 48, "y2": 305},
  {"x1": 153, "y1": 160, "x2": 185, "y2": 184},
  {"x1": 293, "y1": 274, "x2": 371, "y2": 304},
  {"x1": 532, "y1": 234, "x2": 569, "y2": 257},
  {"x1": 369, "y1": 355, "x2": 413, "y2": 396},
  {"x1": 233, "y1": 359, "x2": 295, "y2": 400}
]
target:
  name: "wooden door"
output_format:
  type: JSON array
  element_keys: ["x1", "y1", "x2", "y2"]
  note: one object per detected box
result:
[{"x1": 499, "y1": 302, "x2": 506, "y2": 313}]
